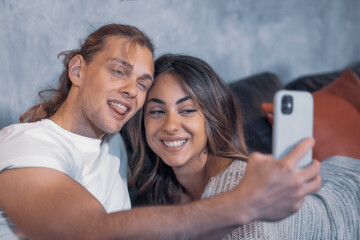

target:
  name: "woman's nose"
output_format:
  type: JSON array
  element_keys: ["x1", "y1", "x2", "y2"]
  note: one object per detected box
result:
[{"x1": 161, "y1": 112, "x2": 180, "y2": 133}]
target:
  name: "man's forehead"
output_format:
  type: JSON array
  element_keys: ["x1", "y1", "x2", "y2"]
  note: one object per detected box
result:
[
  {"x1": 102, "y1": 36, "x2": 133, "y2": 57},
  {"x1": 102, "y1": 36, "x2": 152, "y2": 63}
]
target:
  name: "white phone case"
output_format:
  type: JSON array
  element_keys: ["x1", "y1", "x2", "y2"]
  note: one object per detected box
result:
[{"x1": 272, "y1": 90, "x2": 313, "y2": 168}]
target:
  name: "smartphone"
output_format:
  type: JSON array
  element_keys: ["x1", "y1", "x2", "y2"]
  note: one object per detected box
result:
[{"x1": 272, "y1": 90, "x2": 313, "y2": 168}]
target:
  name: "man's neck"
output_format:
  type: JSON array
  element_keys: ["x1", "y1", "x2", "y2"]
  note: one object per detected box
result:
[{"x1": 50, "y1": 98, "x2": 105, "y2": 140}]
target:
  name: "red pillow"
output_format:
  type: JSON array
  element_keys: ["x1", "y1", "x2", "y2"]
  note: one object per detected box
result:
[
  {"x1": 261, "y1": 69, "x2": 360, "y2": 161},
  {"x1": 260, "y1": 102, "x2": 274, "y2": 125}
]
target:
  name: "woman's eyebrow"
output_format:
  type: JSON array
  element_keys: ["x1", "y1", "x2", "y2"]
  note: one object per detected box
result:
[
  {"x1": 147, "y1": 96, "x2": 191, "y2": 105},
  {"x1": 176, "y1": 96, "x2": 191, "y2": 105},
  {"x1": 147, "y1": 98, "x2": 165, "y2": 104}
]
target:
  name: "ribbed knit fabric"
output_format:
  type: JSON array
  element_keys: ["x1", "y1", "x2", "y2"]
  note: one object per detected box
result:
[{"x1": 202, "y1": 156, "x2": 360, "y2": 240}]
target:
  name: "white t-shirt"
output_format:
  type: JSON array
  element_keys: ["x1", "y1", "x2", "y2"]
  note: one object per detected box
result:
[{"x1": 0, "y1": 119, "x2": 131, "y2": 239}]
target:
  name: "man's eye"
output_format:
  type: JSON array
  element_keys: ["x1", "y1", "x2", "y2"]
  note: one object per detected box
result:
[
  {"x1": 111, "y1": 68, "x2": 126, "y2": 79},
  {"x1": 115, "y1": 70, "x2": 123, "y2": 75},
  {"x1": 137, "y1": 79, "x2": 153, "y2": 91},
  {"x1": 114, "y1": 69, "x2": 124, "y2": 76},
  {"x1": 137, "y1": 83, "x2": 149, "y2": 91}
]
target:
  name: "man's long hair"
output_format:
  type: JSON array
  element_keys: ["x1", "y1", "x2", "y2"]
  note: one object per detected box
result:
[{"x1": 20, "y1": 23, "x2": 154, "y2": 123}]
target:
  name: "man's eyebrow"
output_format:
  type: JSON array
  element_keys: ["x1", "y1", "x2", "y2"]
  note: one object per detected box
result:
[
  {"x1": 108, "y1": 58, "x2": 154, "y2": 81},
  {"x1": 108, "y1": 58, "x2": 133, "y2": 70},
  {"x1": 147, "y1": 96, "x2": 191, "y2": 105}
]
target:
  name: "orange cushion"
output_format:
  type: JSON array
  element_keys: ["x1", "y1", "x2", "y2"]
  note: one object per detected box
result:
[
  {"x1": 260, "y1": 102, "x2": 274, "y2": 125},
  {"x1": 321, "y1": 69, "x2": 360, "y2": 111},
  {"x1": 261, "y1": 69, "x2": 360, "y2": 161}
]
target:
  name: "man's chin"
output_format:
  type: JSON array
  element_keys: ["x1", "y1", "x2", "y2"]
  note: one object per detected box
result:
[
  {"x1": 107, "y1": 126, "x2": 123, "y2": 134},
  {"x1": 101, "y1": 122, "x2": 124, "y2": 135}
]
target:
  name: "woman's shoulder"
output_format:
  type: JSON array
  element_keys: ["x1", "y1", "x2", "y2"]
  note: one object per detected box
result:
[{"x1": 201, "y1": 160, "x2": 247, "y2": 199}]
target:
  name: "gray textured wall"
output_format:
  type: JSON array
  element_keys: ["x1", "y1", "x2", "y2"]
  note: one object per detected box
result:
[{"x1": 1, "y1": 0, "x2": 360, "y2": 129}]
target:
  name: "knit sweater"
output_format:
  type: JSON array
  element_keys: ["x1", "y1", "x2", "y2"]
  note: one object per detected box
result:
[{"x1": 201, "y1": 156, "x2": 360, "y2": 240}]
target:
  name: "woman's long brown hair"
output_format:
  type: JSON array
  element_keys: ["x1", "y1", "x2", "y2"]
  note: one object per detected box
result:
[{"x1": 124, "y1": 54, "x2": 248, "y2": 206}]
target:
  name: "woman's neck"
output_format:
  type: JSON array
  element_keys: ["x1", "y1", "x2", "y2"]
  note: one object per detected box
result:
[{"x1": 174, "y1": 154, "x2": 233, "y2": 203}]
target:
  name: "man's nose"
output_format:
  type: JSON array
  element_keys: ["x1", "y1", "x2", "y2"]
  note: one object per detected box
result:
[{"x1": 120, "y1": 78, "x2": 138, "y2": 98}]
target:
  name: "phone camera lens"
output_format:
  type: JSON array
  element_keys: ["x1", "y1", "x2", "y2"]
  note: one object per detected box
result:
[{"x1": 281, "y1": 95, "x2": 293, "y2": 114}]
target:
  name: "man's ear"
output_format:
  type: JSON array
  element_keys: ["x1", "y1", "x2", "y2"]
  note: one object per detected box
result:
[{"x1": 68, "y1": 54, "x2": 84, "y2": 86}]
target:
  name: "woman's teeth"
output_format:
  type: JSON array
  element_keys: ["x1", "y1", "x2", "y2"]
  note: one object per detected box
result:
[{"x1": 163, "y1": 140, "x2": 186, "y2": 147}]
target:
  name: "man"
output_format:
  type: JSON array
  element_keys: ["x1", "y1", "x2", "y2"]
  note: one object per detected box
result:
[{"x1": 0, "y1": 23, "x2": 321, "y2": 239}]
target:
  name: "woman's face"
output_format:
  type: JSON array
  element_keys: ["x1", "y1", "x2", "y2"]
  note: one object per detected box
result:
[{"x1": 144, "y1": 72, "x2": 207, "y2": 169}]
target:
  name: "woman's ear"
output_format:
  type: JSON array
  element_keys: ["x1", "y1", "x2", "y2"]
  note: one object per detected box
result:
[{"x1": 68, "y1": 54, "x2": 84, "y2": 86}]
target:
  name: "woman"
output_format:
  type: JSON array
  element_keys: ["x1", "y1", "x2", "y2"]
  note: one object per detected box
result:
[{"x1": 125, "y1": 54, "x2": 360, "y2": 239}]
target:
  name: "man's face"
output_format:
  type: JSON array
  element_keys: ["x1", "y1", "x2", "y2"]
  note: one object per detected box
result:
[{"x1": 75, "y1": 36, "x2": 154, "y2": 138}]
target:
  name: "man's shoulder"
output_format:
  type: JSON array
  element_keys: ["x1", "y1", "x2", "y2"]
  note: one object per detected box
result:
[
  {"x1": 0, "y1": 120, "x2": 72, "y2": 157},
  {"x1": 0, "y1": 120, "x2": 77, "y2": 178},
  {"x1": 0, "y1": 120, "x2": 58, "y2": 143}
]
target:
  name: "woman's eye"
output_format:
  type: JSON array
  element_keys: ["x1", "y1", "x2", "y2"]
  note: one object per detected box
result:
[
  {"x1": 181, "y1": 109, "x2": 197, "y2": 114},
  {"x1": 148, "y1": 110, "x2": 165, "y2": 115}
]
